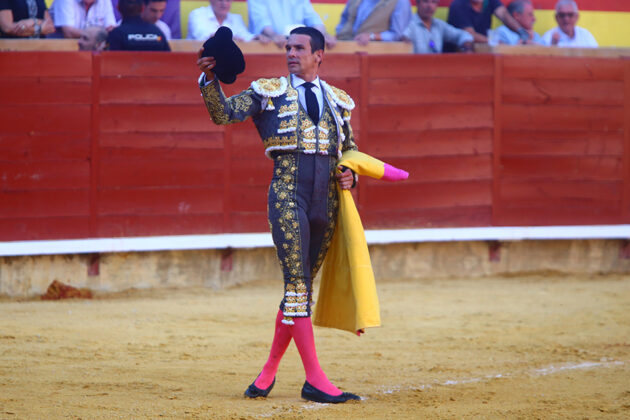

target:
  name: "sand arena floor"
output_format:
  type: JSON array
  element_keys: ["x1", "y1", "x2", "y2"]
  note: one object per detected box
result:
[{"x1": 1, "y1": 275, "x2": 629, "y2": 419}]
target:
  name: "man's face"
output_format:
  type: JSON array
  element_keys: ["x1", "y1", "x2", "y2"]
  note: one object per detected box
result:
[
  {"x1": 141, "y1": 1, "x2": 167, "y2": 24},
  {"x1": 514, "y1": 3, "x2": 536, "y2": 30},
  {"x1": 285, "y1": 34, "x2": 321, "y2": 77},
  {"x1": 210, "y1": 0, "x2": 231, "y2": 16},
  {"x1": 417, "y1": 0, "x2": 439, "y2": 21},
  {"x1": 78, "y1": 27, "x2": 104, "y2": 51},
  {"x1": 555, "y1": 4, "x2": 578, "y2": 34}
]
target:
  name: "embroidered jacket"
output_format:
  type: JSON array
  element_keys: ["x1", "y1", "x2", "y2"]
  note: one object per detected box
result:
[{"x1": 200, "y1": 76, "x2": 358, "y2": 158}]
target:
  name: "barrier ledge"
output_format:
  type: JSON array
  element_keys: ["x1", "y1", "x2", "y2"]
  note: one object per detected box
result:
[
  {"x1": 170, "y1": 39, "x2": 412, "y2": 54},
  {"x1": 476, "y1": 43, "x2": 630, "y2": 58},
  {"x1": 1, "y1": 225, "x2": 629, "y2": 257},
  {"x1": 0, "y1": 39, "x2": 412, "y2": 54}
]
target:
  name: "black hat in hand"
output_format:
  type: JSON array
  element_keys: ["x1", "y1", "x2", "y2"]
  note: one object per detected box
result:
[{"x1": 201, "y1": 26, "x2": 245, "y2": 84}]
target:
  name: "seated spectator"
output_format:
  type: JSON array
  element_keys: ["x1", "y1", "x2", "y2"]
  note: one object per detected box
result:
[
  {"x1": 494, "y1": 0, "x2": 543, "y2": 45},
  {"x1": 112, "y1": 0, "x2": 180, "y2": 38},
  {"x1": 141, "y1": 0, "x2": 170, "y2": 40},
  {"x1": 336, "y1": 0, "x2": 411, "y2": 45},
  {"x1": 107, "y1": 0, "x2": 170, "y2": 50},
  {"x1": 446, "y1": 0, "x2": 527, "y2": 50},
  {"x1": 247, "y1": 0, "x2": 335, "y2": 48},
  {"x1": 542, "y1": 0, "x2": 597, "y2": 48},
  {"x1": 78, "y1": 24, "x2": 107, "y2": 49},
  {"x1": 51, "y1": 0, "x2": 116, "y2": 38},
  {"x1": 187, "y1": 0, "x2": 256, "y2": 42},
  {"x1": 403, "y1": 0, "x2": 472, "y2": 53},
  {"x1": 0, "y1": 0, "x2": 54, "y2": 37}
]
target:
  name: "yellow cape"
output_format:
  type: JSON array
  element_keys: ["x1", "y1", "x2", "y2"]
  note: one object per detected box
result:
[{"x1": 312, "y1": 151, "x2": 407, "y2": 334}]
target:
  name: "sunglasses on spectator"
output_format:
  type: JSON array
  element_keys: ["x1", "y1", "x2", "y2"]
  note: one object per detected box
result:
[{"x1": 556, "y1": 12, "x2": 576, "y2": 19}]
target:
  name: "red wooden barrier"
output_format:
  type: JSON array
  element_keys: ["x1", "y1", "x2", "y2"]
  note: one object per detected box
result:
[{"x1": 0, "y1": 51, "x2": 628, "y2": 241}]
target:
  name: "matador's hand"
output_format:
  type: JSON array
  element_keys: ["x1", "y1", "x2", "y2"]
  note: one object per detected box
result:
[
  {"x1": 336, "y1": 166, "x2": 354, "y2": 190},
  {"x1": 197, "y1": 48, "x2": 216, "y2": 80}
]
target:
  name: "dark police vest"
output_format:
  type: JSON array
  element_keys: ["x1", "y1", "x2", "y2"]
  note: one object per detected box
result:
[{"x1": 107, "y1": 16, "x2": 170, "y2": 51}]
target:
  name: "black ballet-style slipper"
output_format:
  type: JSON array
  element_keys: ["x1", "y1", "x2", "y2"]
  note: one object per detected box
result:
[
  {"x1": 301, "y1": 381, "x2": 361, "y2": 404},
  {"x1": 244, "y1": 376, "x2": 275, "y2": 398}
]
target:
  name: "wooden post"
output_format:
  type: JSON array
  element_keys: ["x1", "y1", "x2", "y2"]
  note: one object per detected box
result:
[
  {"x1": 89, "y1": 53, "x2": 101, "y2": 238},
  {"x1": 492, "y1": 54, "x2": 503, "y2": 226},
  {"x1": 358, "y1": 52, "x2": 369, "y2": 210},
  {"x1": 623, "y1": 59, "x2": 630, "y2": 222}
]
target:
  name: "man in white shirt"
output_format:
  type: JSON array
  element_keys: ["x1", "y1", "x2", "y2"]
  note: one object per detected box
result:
[
  {"x1": 51, "y1": 0, "x2": 116, "y2": 38},
  {"x1": 187, "y1": 0, "x2": 256, "y2": 42},
  {"x1": 247, "y1": 0, "x2": 336, "y2": 49},
  {"x1": 141, "y1": 0, "x2": 170, "y2": 39},
  {"x1": 542, "y1": 0, "x2": 597, "y2": 48}
]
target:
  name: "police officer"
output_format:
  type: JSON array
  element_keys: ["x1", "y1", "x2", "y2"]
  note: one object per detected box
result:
[{"x1": 107, "y1": 0, "x2": 170, "y2": 51}]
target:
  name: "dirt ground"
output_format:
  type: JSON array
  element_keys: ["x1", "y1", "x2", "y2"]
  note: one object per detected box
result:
[{"x1": 1, "y1": 274, "x2": 629, "y2": 419}]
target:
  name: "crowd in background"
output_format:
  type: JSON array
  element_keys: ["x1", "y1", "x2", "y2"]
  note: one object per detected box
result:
[{"x1": 0, "y1": 0, "x2": 599, "y2": 52}]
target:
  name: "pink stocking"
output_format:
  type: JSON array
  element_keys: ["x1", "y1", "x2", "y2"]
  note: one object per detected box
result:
[
  {"x1": 292, "y1": 316, "x2": 342, "y2": 396},
  {"x1": 254, "y1": 309, "x2": 292, "y2": 389}
]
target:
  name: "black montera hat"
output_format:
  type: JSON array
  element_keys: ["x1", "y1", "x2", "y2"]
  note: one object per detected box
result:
[{"x1": 201, "y1": 26, "x2": 245, "y2": 84}]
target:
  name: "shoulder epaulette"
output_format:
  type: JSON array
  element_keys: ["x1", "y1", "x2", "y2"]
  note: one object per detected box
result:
[
  {"x1": 251, "y1": 77, "x2": 288, "y2": 98},
  {"x1": 320, "y1": 80, "x2": 355, "y2": 111}
]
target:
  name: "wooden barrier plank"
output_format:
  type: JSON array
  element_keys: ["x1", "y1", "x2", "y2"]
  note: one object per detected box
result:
[
  {"x1": 500, "y1": 156, "x2": 623, "y2": 181},
  {"x1": 502, "y1": 104, "x2": 624, "y2": 131},
  {"x1": 231, "y1": 124, "x2": 269, "y2": 158},
  {"x1": 97, "y1": 214, "x2": 224, "y2": 237},
  {"x1": 365, "y1": 128, "x2": 493, "y2": 158},
  {"x1": 368, "y1": 104, "x2": 493, "y2": 131},
  {"x1": 100, "y1": 158, "x2": 225, "y2": 188},
  {"x1": 0, "y1": 217, "x2": 90, "y2": 241},
  {"x1": 100, "y1": 77, "x2": 203, "y2": 104},
  {"x1": 0, "y1": 190, "x2": 90, "y2": 218},
  {"x1": 98, "y1": 188, "x2": 223, "y2": 215},
  {"x1": 368, "y1": 54, "x2": 494, "y2": 79},
  {"x1": 100, "y1": 52, "x2": 200, "y2": 78},
  {"x1": 0, "y1": 78, "x2": 91, "y2": 105},
  {"x1": 230, "y1": 212, "x2": 269, "y2": 233},
  {"x1": 499, "y1": 179, "x2": 622, "y2": 204},
  {"x1": 99, "y1": 104, "x2": 211, "y2": 132},
  {"x1": 0, "y1": 133, "x2": 90, "y2": 161},
  {"x1": 0, "y1": 161, "x2": 90, "y2": 191},
  {"x1": 494, "y1": 206, "x2": 623, "y2": 226},
  {"x1": 230, "y1": 159, "x2": 273, "y2": 186},
  {"x1": 364, "y1": 181, "x2": 492, "y2": 211},
  {"x1": 501, "y1": 130, "x2": 623, "y2": 156},
  {"x1": 100, "y1": 132, "x2": 225, "y2": 149},
  {"x1": 364, "y1": 155, "x2": 492, "y2": 183},
  {"x1": 502, "y1": 78, "x2": 624, "y2": 106},
  {"x1": 502, "y1": 55, "x2": 624, "y2": 81},
  {"x1": 369, "y1": 77, "x2": 493, "y2": 105},
  {"x1": 229, "y1": 187, "x2": 268, "y2": 212},
  {"x1": 362, "y1": 206, "x2": 492, "y2": 228},
  {"x1": 0, "y1": 104, "x2": 91, "y2": 134},
  {"x1": 0, "y1": 51, "x2": 91, "y2": 77}
]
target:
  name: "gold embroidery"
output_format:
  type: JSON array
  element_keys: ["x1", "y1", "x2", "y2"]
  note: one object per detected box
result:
[
  {"x1": 201, "y1": 83, "x2": 230, "y2": 125},
  {"x1": 270, "y1": 154, "x2": 309, "y2": 318}
]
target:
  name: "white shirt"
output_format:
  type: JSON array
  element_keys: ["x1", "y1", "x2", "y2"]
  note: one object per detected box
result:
[
  {"x1": 542, "y1": 26, "x2": 598, "y2": 48},
  {"x1": 51, "y1": 0, "x2": 116, "y2": 30},
  {"x1": 156, "y1": 20, "x2": 172, "y2": 40},
  {"x1": 291, "y1": 74, "x2": 323, "y2": 120},
  {"x1": 187, "y1": 6, "x2": 255, "y2": 41}
]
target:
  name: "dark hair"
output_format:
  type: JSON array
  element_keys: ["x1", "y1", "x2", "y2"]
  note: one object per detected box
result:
[
  {"x1": 290, "y1": 26, "x2": 325, "y2": 53},
  {"x1": 507, "y1": 0, "x2": 530, "y2": 15},
  {"x1": 119, "y1": 0, "x2": 143, "y2": 17},
  {"x1": 142, "y1": 0, "x2": 166, "y2": 4}
]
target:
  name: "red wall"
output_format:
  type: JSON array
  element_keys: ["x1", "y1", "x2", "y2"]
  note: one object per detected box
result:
[{"x1": 0, "y1": 51, "x2": 628, "y2": 241}]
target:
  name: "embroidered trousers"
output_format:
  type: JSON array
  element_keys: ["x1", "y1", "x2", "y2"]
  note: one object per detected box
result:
[{"x1": 268, "y1": 152, "x2": 339, "y2": 323}]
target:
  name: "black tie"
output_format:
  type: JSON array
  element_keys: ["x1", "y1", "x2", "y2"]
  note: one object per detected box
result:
[{"x1": 302, "y1": 82, "x2": 319, "y2": 124}]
